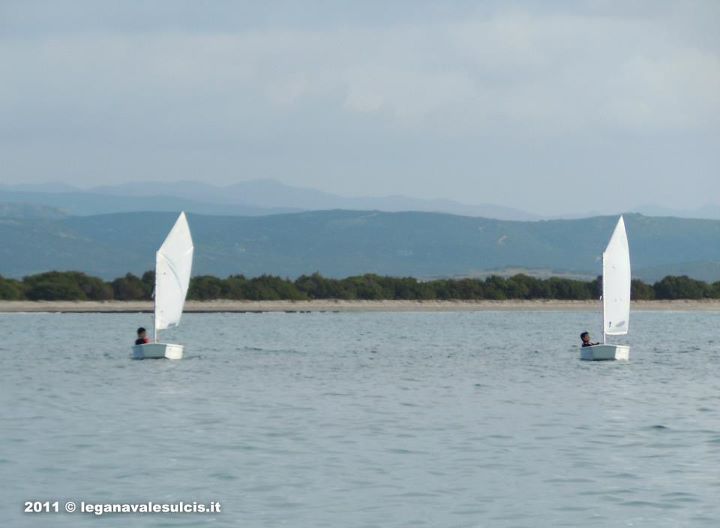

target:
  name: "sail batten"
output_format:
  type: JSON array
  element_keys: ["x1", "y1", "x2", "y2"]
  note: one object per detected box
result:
[
  {"x1": 602, "y1": 216, "x2": 631, "y2": 337},
  {"x1": 154, "y1": 212, "x2": 194, "y2": 333}
]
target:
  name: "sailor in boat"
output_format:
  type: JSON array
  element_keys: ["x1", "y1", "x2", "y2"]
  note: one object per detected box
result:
[
  {"x1": 580, "y1": 331, "x2": 599, "y2": 347},
  {"x1": 135, "y1": 327, "x2": 150, "y2": 346}
]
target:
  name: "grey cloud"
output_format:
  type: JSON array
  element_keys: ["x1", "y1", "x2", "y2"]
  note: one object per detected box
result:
[{"x1": 1, "y1": 0, "x2": 718, "y2": 216}]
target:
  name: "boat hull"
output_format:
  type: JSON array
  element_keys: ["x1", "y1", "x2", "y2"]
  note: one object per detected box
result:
[
  {"x1": 580, "y1": 344, "x2": 630, "y2": 361},
  {"x1": 132, "y1": 343, "x2": 184, "y2": 360}
]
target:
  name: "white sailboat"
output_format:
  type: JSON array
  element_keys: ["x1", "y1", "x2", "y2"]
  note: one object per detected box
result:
[
  {"x1": 132, "y1": 212, "x2": 194, "y2": 360},
  {"x1": 581, "y1": 216, "x2": 631, "y2": 361}
]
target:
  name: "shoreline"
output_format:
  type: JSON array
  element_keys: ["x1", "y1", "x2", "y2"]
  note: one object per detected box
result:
[{"x1": 1, "y1": 299, "x2": 720, "y2": 313}]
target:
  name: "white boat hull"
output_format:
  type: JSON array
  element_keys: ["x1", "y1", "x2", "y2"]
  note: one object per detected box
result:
[
  {"x1": 580, "y1": 344, "x2": 630, "y2": 361},
  {"x1": 132, "y1": 343, "x2": 184, "y2": 360}
]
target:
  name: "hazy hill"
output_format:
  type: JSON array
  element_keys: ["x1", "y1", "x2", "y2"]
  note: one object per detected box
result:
[
  {"x1": 7, "y1": 181, "x2": 720, "y2": 221},
  {"x1": 92, "y1": 179, "x2": 541, "y2": 220},
  {"x1": 1, "y1": 210, "x2": 720, "y2": 281},
  {"x1": 0, "y1": 202, "x2": 67, "y2": 219},
  {"x1": 0, "y1": 189, "x2": 294, "y2": 217},
  {"x1": 0, "y1": 181, "x2": 538, "y2": 220}
]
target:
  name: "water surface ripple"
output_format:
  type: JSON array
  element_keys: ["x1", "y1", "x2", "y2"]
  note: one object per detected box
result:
[{"x1": 2, "y1": 311, "x2": 720, "y2": 527}]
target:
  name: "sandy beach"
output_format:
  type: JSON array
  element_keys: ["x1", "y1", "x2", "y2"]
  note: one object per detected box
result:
[{"x1": 1, "y1": 299, "x2": 720, "y2": 313}]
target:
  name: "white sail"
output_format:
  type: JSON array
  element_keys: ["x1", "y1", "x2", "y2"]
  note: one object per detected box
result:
[
  {"x1": 602, "y1": 216, "x2": 631, "y2": 337},
  {"x1": 154, "y1": 212, "x2": 194, "y2": 334}
]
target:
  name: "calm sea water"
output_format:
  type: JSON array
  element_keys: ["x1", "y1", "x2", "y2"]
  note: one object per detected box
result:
[{"x1": 2, "y1": 310, "x2": 720, "y2": 527}]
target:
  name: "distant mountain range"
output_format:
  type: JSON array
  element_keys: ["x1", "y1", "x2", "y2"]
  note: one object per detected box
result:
[
  {"x1": 632, "y1": 204, "x2": 720, "y2": 221},
  {"x1": 0, "y1": 188, "x2": 296, "y2": 217},
  {"x1": 0, "y1": 181, "x2": 540, "y2": 220},
  {"x1": 2, "y1": 210, "x2": 720, "y2": 281},
  {"x1": 3, "y1": 180, "x2": 720, "y2": 221}
]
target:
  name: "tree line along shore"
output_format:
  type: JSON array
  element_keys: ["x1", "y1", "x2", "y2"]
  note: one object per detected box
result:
[{"x1": 1, "y1": 271, "x2": 719, "y2": 302}]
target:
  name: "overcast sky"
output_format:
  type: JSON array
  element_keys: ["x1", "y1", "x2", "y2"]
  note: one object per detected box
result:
[{"x1": 1, "y1": 0, "x2": 718, "y2": 215}]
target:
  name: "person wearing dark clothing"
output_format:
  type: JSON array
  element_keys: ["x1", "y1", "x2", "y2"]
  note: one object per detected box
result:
[
  {"x1": 580, "y1": 331, "x2": 599, "y2": 347},
  {"x1": 135, "y1": 327, "x2": 150, "y2": 346}
]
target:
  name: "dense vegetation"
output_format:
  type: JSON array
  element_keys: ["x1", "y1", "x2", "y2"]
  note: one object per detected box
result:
[{"x1": 2, "y1": 271, "x2": 720, "y2": 301}]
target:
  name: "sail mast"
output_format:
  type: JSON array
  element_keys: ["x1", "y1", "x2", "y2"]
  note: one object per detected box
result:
[
  {"x1": 153, "y1": 267, "x2": 159, "y2": 344},
  {"x1": 602, "y1": 251, "x2": 606, "y2": 345}
]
